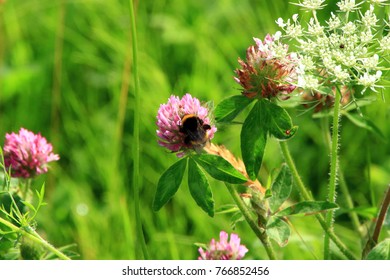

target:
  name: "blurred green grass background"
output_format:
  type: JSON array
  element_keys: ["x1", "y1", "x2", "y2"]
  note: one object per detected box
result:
[{"x1": 0, "y1": 0, "x2": 389, "y2": 259}]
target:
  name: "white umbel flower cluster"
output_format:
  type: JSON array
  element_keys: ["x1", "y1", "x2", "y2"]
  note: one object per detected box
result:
[{"x1": 276, "y1": 0, "x2": 389, "y2": 94}]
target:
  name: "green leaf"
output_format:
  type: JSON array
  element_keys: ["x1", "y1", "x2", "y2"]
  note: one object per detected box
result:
[
  {"x1": 276, "y1": 201, "x2": 339, "y2": 217},
  {"x1": 267, "y1": 102, "x2": 298, "y2": 140},
  {"x1": 266, "y1": 216, "x2": 291, "y2": 247},
  {"x1": 21, "y1": 201, "x2": 36, "y2": 213},
  {"x1": 152, "y1": 158, "x2": 187, "y2": 211},
  {"x1": 214, "y1": 204, "x2": 239, "y2": 215},
  {"x1": 230, "y1": 211, "x2": 245, "y2": 229},
  {"x1": 344, "y1": 112, "x2": 386, "y2": 141},
  {"x1": 188, "y1": 158, "x2": 214, "y2": 217},
  {"x1": 337, "y1": 206, "x2": 377, "y2": 219},
  {"x1": 268, "y1": 164, "x2": 292, "y2": 213},
  {"x1": 241, "y1": 100, "x2": 268, "y2": 180},
  {"x1": 366, "y1": 239, "x2": 390, "y2": 260},
  {"x1": 264, "y1": 189, "x2": 272, "y2": 199},
  {"x1": 193, "y1": 154, "x2": 247, "y2": 184},
  {"x1": 214, "y1": 95, "x2": 254, "y2": 123}
]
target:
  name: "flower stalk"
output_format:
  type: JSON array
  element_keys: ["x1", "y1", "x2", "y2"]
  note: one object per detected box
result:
[
  {"x1": 204, "y1": 143, "x2": 274, "y2": 259},
  {"x1": 225, "y1": 183, "x2": 276, "y2": 260},
  {"x1": 321, "y1": 117, "x2": 363, "y2": 238},
  {"x1": 324, "y1": 87, "x2": 341, "y2": 260},
  {"x1": 128, "y1": 0, "x2": 149, "y2": 260},
  {"x1": 0, "y1": 216, "x2": 71, "y2": 260},
  {"x1": 279, "y1": 140, "x2": 357, "y2": 260}
]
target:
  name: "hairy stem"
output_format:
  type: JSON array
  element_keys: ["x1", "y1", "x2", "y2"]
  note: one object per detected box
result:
[
  {"x1": 0, "y1": 216, "x2": 70, "y2": 260},
  {"x1": 324, "y1": 89, "x2": 341, "y2": 260},
  {"x1": 128, "y1": 0, "x2": 149, "y2": 259},
  {"x1": 279, "y1": 141, "x2": 357, "y2": 260},
  {"x1": 225, "y1": 183, "x2": 276, "y2": 260},
  {"x1": 321, "y1": 117, "x2": 363, "y2": 238}
]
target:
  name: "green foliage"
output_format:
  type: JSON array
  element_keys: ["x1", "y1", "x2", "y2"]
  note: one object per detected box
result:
[
  {"x1": 188, "y1": 158, "x2": 214, "y2": 217},
  {"x1": 20, "y1": 238, "x2": 42, "y2": 260},
  {"x1": 153, "y1": 153, "x2": 247, "y2": 216},
  {"x1": 214, "y1": 95, "x2": 254, "y2": 123},
  {"x1": 266, "y1": 101, "x2": 298, "y2": 140},
  {"x1": 343, "y1": 112, "x2": 386, "y2": 141},
  {"x1": 241, "y1": 100, "x2": 268, "y2": 180},
  {"x1": 266, "y1": 217, "x2": 290, "y2": 247},
  {"x1": 268, "y1": 164, "x2": 292, "y2": 213},
  {"x1": 275, "y1": 201, "x2": 339, "y2": 217},
  {"x1": 153, "y1": 158, "x2": 187, "y2": 211},
  {"x1": 241, "y1": 99, "x2": 297, "y2": 180},
  {"x1": 192, "y1": 154, "x2": 247, "y2": 184},
  {"x1": 0, "y1": 0, "x2": 389, "y2": 260},
  {"x1": 366, "y1": 239, "x2": 390, "y2": 260}
]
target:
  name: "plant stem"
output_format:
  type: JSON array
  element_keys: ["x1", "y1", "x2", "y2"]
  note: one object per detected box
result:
[
  {"x1": 279, "y1": 141, "x2": 357, "y2": 260},
  {"x1": 321, "y1": 117, "x2": 363, "y2": 238},
  {"x1": 128, "y1": 0, "x2": 149, "y2": 259},
  {"x1": 225, "y1": 183, "x2": 276, "y2": 260},
  {"x1": 372, "y1": 185, "x2": 390, "y2": 244},
  {"x1": 279, "y1": 141, "x2": 312, "y2": 201},
  {"x1": 324, "y1": 89, "x2": 342, "y2": 260},
  {"x1": 0, "y1": 216, "x2": 70, "y2": 260},
  {"x1": 50, "y1": 0, "x2": 66, "y2": 145},
  {"x1": 362, "y1": 185, "x2": 390, "y2": 258}
]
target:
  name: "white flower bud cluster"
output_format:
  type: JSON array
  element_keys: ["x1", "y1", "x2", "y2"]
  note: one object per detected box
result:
[
  {"x1": 276, "y1": 0, "x2": 389, "y2": 93},
  {"x1": 295, "y1": 0, "x2": 326, "y2": 10}
]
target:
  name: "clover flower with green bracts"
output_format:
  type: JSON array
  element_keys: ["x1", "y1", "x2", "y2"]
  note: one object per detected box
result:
[
  {"x1": 234, "y1": 34, "x2": 298, "y2": 99},
  {"x1": 156, "y1": 94, "x2": 217, "y2": 157},
  {"x1": 276, "y1": 0, "x2": 390, "y2": 94},
  {"x1": 198, "y1": 231, "x2": 248, "y2": 260},
  {"x1": 3, "y1": 128, "x2": 59, "y2": 178}
]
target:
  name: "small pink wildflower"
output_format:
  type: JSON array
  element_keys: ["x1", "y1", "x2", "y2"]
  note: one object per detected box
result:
[
  {"x1": 198, "y1": 231, "x2": 248, "y2": 260},
  {"x1": 235, "y1": 34, "x2": 297, "y2": 99},
  {"x1": 156, "y1": 94, "x2": 217, "y2": 157},
  {"x1": 3, "y1": 128, "x2": 60, "y2": 178}
]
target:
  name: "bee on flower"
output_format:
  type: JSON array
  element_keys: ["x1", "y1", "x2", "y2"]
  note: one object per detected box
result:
[{"x1": 156, "y1": 94, "x2": 217, "y2": 157}]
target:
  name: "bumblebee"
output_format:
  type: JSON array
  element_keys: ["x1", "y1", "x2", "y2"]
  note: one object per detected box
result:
[{"x1": 179, "y1": 114, "x2": 211, "y2": 149}]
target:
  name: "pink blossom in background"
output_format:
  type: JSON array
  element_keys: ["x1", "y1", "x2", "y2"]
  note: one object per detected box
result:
[
  {"x1": 198, "y1": 231, "x2": 248, "y2": 260},
  {"x1": 3, "y1": 128, "x2": 59, "y2": 178},
  {"x1": 156, "y1": 93, "x2": 216, "y2": 157}
]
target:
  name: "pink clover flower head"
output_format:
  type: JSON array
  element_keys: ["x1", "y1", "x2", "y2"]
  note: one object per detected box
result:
[
  {"x1": 3, "y1": 128, "x2": 60, "y2": 178},
  {"x1": 235, "y1": 34, "x2": 297, "y2": 99},
  {"x1": 156, "y1": 94, "x2": 217, "y2": 157},
  {"x1": 198, "y1": 231, "x2": 248, "y2": 260}
]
